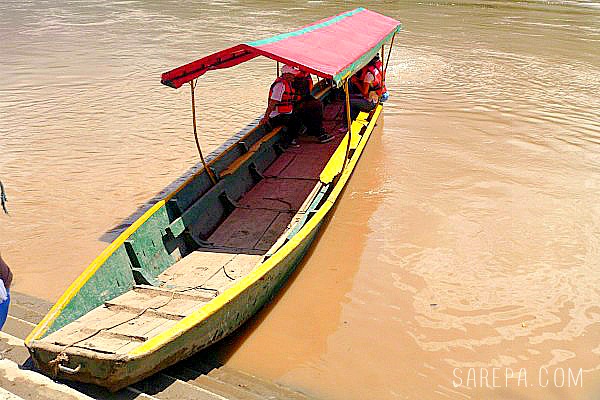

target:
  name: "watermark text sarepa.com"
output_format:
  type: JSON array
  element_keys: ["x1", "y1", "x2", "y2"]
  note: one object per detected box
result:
[{"x1": 452, "y1": 367, "x2": 583, "y2": 388}]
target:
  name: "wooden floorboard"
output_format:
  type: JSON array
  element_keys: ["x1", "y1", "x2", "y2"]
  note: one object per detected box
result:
[
  {"x1": 255, "y1": 212, "x2": 295, "y2": 251},
  {"x1": 208, "y1": 208, "x2": 278, "y2": 249},
  {"x1": 238, "y1": 177, "x2": 317, "y2": 211},
  {"x1": 36, "y1": 106, "x2": 346, "y2": 360}
]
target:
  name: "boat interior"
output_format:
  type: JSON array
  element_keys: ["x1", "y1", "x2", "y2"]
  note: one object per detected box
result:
[{"x1": 38, "y1": 88, "x2": 365, "y2": 356}]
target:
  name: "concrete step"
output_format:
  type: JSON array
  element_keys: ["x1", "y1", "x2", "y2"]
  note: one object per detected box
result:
[
  {"x1": 8, "y1": 292, "x2": 52, "y2": 324},
  {"x1": 1, "y1": 291, "x2": 52, "y2": 365},
  {"x1": 162, "y1": 367, "x2": 264, "y2": 400},
  {"x1": 176, "y1": 358, "x2": 315, "y2": 400},
  {"x1": 0, "y1": 359, "x2": 94, "y2": 400},
  {"x1": 0, "y1": 330, "x2": 30, "y2": 365},
  {"x1": 0, "y1": 386, "x2": 27, "y2": 400},
  {"x1": 3, "y1": 291, "x2": 318, "y2": 400},
  {"x1": 132, "y1": 372, "x2": 233, "y2": 400}
]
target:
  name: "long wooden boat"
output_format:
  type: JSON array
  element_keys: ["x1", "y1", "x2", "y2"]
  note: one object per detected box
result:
[{"x1": 25, "y1": 8, "x2": 401, "y2": 391}]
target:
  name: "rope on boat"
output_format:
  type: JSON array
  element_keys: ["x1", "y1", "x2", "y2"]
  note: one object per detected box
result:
[
  {"x1": 47, "y1": 290, "x2": 181, "y2": 376},
  {"x1": 48, "y1": 352, "x2": 69, "y2": 377},
  {"x1": 47, "y1": 256, "x2": 234, "y2": 375},
  {"x1": 0, "y1": 180, "x2": 8, "y2": 215},
  {"x1": 190, "y1": 80, "x2": 218, "y2": 185}
]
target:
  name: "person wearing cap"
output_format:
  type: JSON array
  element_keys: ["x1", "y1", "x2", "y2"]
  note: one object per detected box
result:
[
  {"x1": 261, "y1": 64, "x2": 333, "y2": 145},
  {"x1": 0, "y1": 252, "x2": 12, "y2": 330}
]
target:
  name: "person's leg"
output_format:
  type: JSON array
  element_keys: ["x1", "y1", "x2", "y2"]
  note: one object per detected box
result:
[
  {"x1": 349, "y1": 96, "x2": 376, "y2": 120},
  {"x1": 0, "y1": 291, "x2": 9, "y2": 330},
  {"x1": 296, "y1": 98, "x2": 334, "y2": 143},
  {"x1": 296, "y1": 97, "x2": 323, "y2": 136},
  {"x1": 269, "y1": 113, "x2": 301, "y2": 145}
]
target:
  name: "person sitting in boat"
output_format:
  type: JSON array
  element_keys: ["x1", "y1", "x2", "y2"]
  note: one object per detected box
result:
[
  {"x1": 349, "y1": 55, "x2": 388, "y2": 119},
  {"x1": 0, "y1": 252, "x2": 12, "y2": 330},
  {"x1": 260, "y1": 64, "x2": 333, "y2": 145}
]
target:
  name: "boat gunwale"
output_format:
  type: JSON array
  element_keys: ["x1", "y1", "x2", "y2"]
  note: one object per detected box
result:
[
  {"x1": 24, "y1": 120, "x2": 271, "y2": 346},
  {"x1": 27, "y1": 104, "x2": 382, "y2": 363},
  {"x1": 126, "y1": 104, "x2": 382, "y2": 358},
  {"x1": 25, "y1": 82, "x2": 336, "y2": 346}
]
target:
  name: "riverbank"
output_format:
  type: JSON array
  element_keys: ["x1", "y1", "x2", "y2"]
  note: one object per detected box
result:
[{"x1": 1, "y1": 292, "x2": 316, "y2": 400}]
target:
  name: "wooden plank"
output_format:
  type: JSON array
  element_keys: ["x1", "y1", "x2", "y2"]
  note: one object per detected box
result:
[
  {"x1": 107, "y1": 314, "x2": 171, "y2": 340},
  {"x1": 263, "y1": 152, "x2": 296, "y2": 176},
  {"x1": 43, "y1": 308, "x2": 138, "y2": 345},
  {"x1": 160, "y1": 250, "x2": 236, "y2": 277},
  {"x1": 116, "y1": 320, "x2": 180, "y2": 355},
  {"x1": 105, "y1": 288, "x2": 205, "y2": 319},
  {"x1": 208, "y1": 208, "x2": 279, "y2": 249},
  {"x1": 255, "y1": 212, "x2": 295, "y2": 251},
  {"x1": 76, "y1": 332, "x2": 134, "y2": 354},
  {"x1": 238, "y1": 177, "x2": 317, "y2": 211},
  {"x1": 106, "y1": 289, "x2": 171, "y2": 311},
  {"x1": 134, "y1": 285, "x2": 215, "y2": 302},
  {"x1": 220, "y1": 127, "x2": 282, "y2": 177},
  {"x1": 263, "y1": 182, "x2": 323, "y2": 258},
  {"x1": 202, "y1": 253, "x2": 262, "y2": 291},
  {"x1": 44, "y1": 322, "x2": 103, "y2": 346},
  {"x1": 51, "y1": 316, "x2": 177, "y2": 354},
  {"x1": 104, "y1": 303, "x2": 184, "y2": 320},
  {"x1": 279, "y1": 152, "x2": 335, "y2": 179},
  {"x1": 158, "y1": 251, "x2": 237, "y2": 289},
  {"x1": 222, "y1": 254, "x2": 263, "y2": 279},
  {"x1": 105, "y1": 290, "x2": 210, "y2": 319}
]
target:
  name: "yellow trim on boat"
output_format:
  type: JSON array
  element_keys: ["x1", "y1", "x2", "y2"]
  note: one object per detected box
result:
[
  {"x1": 25, "y1": 200, "x2": 167, "y2": 344},
  {"x1": 25, "y1": 125, "x2": 262, "y2": 345},
  {"x1": 129, "y1": 104, "x2": 382, "y2": 357},
  {"x1": 319, "y1": 112, "x2": 373, "y2": 184}
]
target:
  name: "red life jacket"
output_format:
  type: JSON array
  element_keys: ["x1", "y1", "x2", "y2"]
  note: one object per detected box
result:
[
  {"x1": 374, "y1": 60, "x2": 388, "y2": 94},
  {"x1": 269, "y1": 76, "x2": 301, "y2": 114},
  {"x1": 359, "y1": 63, "x2": 385, "y2": 96}
]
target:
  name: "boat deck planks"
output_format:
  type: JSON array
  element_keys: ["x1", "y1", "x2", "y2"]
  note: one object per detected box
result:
[
  {"x1": 255, "y1": 212, "x2": 298, "y2": 251},
  {"x1": 34, "y1": 101, "x2": 356, "y2": 366},
  {"x1": 238, "y1": 177, "x2": 317, "y2": 211},
  {"x1": 208, "y1": 208, "x2": 282, "y2": 250},
  {"x1": 158, "y1": 250, "x2": 239, "y2": 288}
]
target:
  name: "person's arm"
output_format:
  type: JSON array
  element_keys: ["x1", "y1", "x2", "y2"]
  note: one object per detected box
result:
[
  {"x1": 260, "y1": 99, "x2": 278, "y2": 125},
  {"x1": 360, "y1": 72, "x2": 374, "y2": 99},
  {"x1": 358, "y1": 81, "x2": 370, "y2": 99},
  {"x1": 351, "y1": 74, "x2": 370, "y2": 98},
  {"x1": 0, "y1": 254, "x2": 12, "y2": 290},
  {"x1": 261, "y1": 81, "x2": 284, "y2": 125}
]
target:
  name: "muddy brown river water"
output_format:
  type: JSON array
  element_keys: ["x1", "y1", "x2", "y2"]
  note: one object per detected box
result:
[{"x1": 1, "y1": 1, "x2": 599, "y2": 399}]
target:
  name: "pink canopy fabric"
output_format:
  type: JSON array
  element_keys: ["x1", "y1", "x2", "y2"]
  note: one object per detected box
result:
[{"x1": 161, "y1": 8, "x2": 401, "y2": 89}]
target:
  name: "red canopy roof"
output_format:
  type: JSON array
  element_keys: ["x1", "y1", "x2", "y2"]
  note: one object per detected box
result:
[{"x1": 161, "y1": 8, "x2": 401, "y2": 89}]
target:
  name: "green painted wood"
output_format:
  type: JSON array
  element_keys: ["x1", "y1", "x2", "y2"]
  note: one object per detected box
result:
[
  {"x1": 285, "y1": 184, "x2": 330, "y2": 240},
  {"x1": 29, "y1": 101, "x2": 377, "y2": 389},
  {"x1": 40, "y1": 125, "x2": 283, "y2": 338},
  {"x1": 171, "y1": 125, "x2": 271, "y2": 214},
  {"x1": 31, "y1": 216, "x2": 325, "y2": 391},
  {"x1": 47, "y1": 246, "x2": 135, "y2": 336}
]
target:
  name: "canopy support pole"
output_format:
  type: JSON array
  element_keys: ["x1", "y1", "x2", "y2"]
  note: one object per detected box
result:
[
  {"x1": 190, "y1": 80, "x2": 217, "y2": 185},
  {"x1": 343, "y1": 80, "x2": 352, "y2": 170},
  {"x1": 383, "y1": 32, "x2": 396, "y2": 80},
  {"x1": 277, "y1": 61, "x2": 280, "y2": 77}
]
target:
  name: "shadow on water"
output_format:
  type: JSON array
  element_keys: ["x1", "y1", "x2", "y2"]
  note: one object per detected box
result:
[
  {"x1": 174, "y1": 118, "x2": 387, "y2": 383},
  {"x1": 59, "y1": 118, "x2": 386, "y2": 400},
  {"x1": 98, "y1": 118, "x2": 261, "y2": 243},
  {"x1": 50, "y1": 120, "x2": 386, "y2": 399}
]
